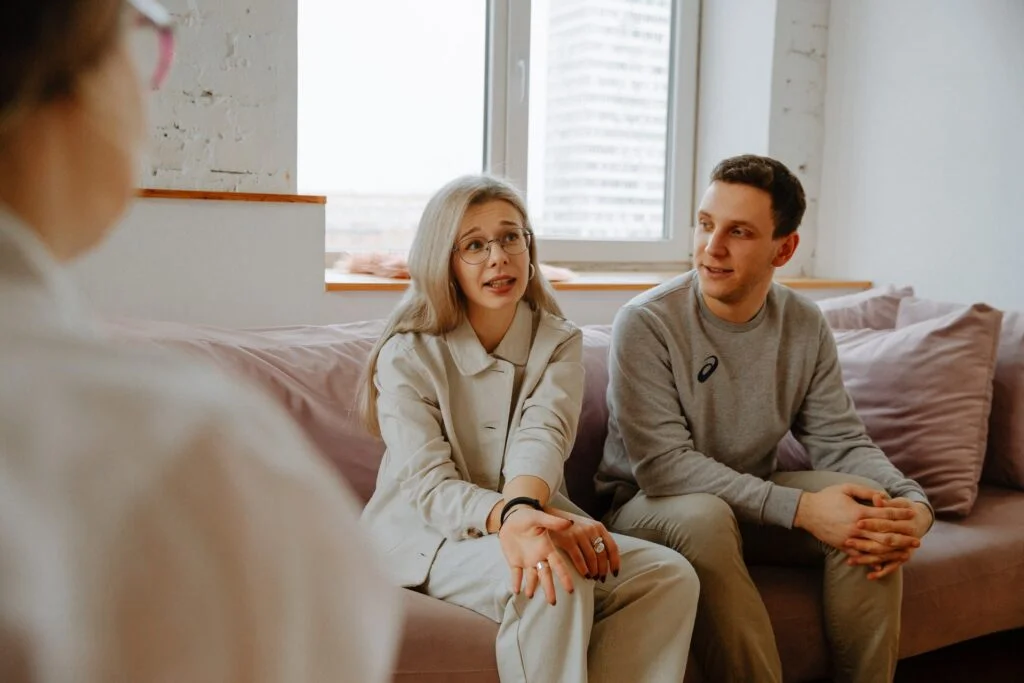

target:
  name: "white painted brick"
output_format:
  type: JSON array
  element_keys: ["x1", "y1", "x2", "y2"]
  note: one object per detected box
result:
[
  {"x1": 770, "y1": 0, "x2": 830, "y2": 277},
  {"x1": 141, "y1": 0, "x2": 297, "y2": 193}
]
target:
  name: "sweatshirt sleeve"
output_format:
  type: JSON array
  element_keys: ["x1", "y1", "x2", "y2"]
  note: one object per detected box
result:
[{"x1": 608, "y1": 304, "x2": 804, "y2": 527}]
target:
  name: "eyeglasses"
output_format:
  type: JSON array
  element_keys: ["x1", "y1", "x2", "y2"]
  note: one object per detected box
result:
[
  {"x1": 452, "y1": 228, "x2": 532, "y2": 265},
  {"x1": 126, "y1": 0, "x2": 175, "y2": 90}
]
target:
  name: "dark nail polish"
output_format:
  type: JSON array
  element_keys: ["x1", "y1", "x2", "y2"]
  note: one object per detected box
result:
[{"x1": 613, "y1": 570, "x2": 619, "y2": 578}]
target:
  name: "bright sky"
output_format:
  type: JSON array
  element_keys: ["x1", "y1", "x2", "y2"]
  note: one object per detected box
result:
[
  {"x1": 297, "y1": 0, "x2": 552, "y2": 204},
  {"x1": 297, "y1": 0, "x2": 487, "y2": 195}
]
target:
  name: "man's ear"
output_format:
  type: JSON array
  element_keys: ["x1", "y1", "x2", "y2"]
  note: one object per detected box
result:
[{"x1": 772, "y1": 232, "x2": 800, "y2": 268}]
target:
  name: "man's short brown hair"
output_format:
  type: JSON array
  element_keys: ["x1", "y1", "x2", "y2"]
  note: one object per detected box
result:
[{"x1": 710, "y1": 154, "x2": 807, "y2": 238}]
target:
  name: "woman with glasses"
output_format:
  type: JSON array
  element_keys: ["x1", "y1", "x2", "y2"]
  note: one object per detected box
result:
[
  {"x1": 359, "y1": 174, "x2": 699, "y2": 683},
  {"x1": 0, "y1": 1, "x2": 399, "y2": 681}
]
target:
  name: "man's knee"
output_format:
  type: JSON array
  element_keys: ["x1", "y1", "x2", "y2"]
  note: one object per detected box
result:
[
  {"x1": 615, "y1": 493, "x2": 741, "y2": 559},
  {"x1": 772, "y1": 470, "x2": 885, "y2": 494}
]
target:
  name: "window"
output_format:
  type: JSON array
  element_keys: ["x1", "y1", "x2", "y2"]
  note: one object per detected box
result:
[
  {"x1": 299, "y1": 0, "x2": 699, "y2": 264},
  {"x1": 297, "y1": 0, "x2": 486, "y2": 255}
]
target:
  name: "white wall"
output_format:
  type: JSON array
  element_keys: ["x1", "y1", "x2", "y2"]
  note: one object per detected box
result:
[
  {"x1": 694, "y1": 0, "x2": 777, "y2": 198},
  {"x1": 73, "y1": 199, "x2": 853, "y2": 329},
  {"x1": 143, "y1": 0, "x2": 297, "y2": 192},
  {"x1": 694, "y1": 0, "x2": 830, "y2": 277},
  {"x1": 73, "y1": 199, "x2": 324, "y2": 327},
  {"x1": 817, "y1": 0, "x2": 1024, "y2": 311},
  {"x1": 73, "y1": 199, "x2": 646, "y2": 327},
  {"x1": 767, "y1": 0, "x2": 830, "y2": 278}
]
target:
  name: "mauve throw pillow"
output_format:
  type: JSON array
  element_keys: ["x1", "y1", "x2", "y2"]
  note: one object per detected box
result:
[
  {"x1": 106, "y1": 318, "x2": 388, "y2": 504},
  {"x1": 778, "y1": 304, "x2": 1002, "y2": 516},
  {"x1": 816, "y1": 285, "x2": 915, "y2": 330},
  {"x1": 897, "y1": 299, "x2": 1024, "y2": 491},
  {"x1": 565, "y1": 325, "x2": 613, "y2": 519}
]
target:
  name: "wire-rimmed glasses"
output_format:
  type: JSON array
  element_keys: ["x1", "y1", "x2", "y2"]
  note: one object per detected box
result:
[{"x1": 452, "y1": 228, "x2": 532, "y2": 265}]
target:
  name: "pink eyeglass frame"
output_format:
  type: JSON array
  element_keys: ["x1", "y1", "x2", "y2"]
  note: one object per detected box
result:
[{"x1": 127, "y1": 0, "x2": 175, "y2": 90}]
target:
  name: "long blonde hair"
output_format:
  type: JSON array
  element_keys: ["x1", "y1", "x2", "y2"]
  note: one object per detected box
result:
[{"x1": 358, "y1": 174, "x2": 563, "y2": 436}]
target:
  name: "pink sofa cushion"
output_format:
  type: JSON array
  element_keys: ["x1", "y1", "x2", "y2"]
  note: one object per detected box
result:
[
  {"x1": 897, "y1": 299, "x2": 1024, "y2": 491},
  {"x1": 566, "y1": 326, "x2": 614, "y2": 518},
  {"x1": 816, "y1": 285, "x2": 915, "y2": 330},
  {"x1": 793, "y1": 305, "x2": 1002, "y2": 515},
  {"x1": 107, "y1": 318, "x2": 388, "y2": 503},
  {"x1": 779, "y1": 304, "x2": 1003, "y2": 515}
]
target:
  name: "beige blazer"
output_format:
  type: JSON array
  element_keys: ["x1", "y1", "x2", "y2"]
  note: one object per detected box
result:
[
  {"x1": 0, "y1": 207, "x2": 401, "y2": 683},
  {"x1": 361, "y1": 301, "x2": 585, "y2": 588}
]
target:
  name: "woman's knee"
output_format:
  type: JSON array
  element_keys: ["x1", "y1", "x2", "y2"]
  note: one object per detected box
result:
[
  {"x1": 661, "y1": 550, "x2": 701, "y2": 605},
  {"x1": 517, "y1": 567, "x2": 595, "y2": 621},
  {"x1": 624, "y1": 541, "x2": 701, "y2": 602}
]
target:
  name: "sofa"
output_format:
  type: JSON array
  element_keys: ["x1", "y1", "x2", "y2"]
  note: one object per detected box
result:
[{"x1": 109, "y1": 287, "x2": 1024, "y2": 682}]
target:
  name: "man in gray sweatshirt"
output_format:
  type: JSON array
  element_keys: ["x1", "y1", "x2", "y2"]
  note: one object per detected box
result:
[{"x1": 595, "y1": 155, "x2": 934, "y2": 683}]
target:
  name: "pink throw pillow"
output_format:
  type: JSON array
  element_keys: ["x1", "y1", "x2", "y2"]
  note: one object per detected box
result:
[
  {"x1": 816, "y1": 285, "x2": 915, "y2": 330},
  {"x1": 107, "y1": 318, "x2": 389, "y2": 504},
  {"x1": 778, "y1": 304, "x2": 1002, "y2": 516},
  {"x1": 897, "y1": 299, "x2": 1024, "y2": 491}
]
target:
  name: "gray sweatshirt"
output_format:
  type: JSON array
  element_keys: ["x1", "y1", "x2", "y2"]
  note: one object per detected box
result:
[{"x1": 595, "y1": 271, "x2": 930, "y2": 528}]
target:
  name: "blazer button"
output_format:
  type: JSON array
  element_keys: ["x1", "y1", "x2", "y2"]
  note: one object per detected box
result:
[{"x1": 466, "y1": 527, "x2": 484, "y2": 538}]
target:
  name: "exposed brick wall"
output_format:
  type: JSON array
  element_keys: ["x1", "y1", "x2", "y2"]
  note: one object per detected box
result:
[
  {"x1": 141, "y1": 0, "x2": 297, "y2": 193},
  {"x1": 770, "y1": 0, "x2": 830, "y2": 278}
]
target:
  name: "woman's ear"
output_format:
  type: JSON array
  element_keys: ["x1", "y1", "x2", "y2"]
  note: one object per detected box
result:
[{"x1": 771, "y1": 232, "x2": 800, "y2": 268}]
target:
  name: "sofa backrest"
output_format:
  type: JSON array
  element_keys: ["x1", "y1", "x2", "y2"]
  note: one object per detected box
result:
[
  {"x1": 110, "y1": 294, "x2": 1024, "y2": 519},
  {"x1": 567, "y1": 325, "x2": 614, "y2": 517},
  {"x1": 108, "y1": 318, "x2": 389, "y2": 502},
  {"x1": 108, "y1": 318, "x2": 616, "y2": 515}
]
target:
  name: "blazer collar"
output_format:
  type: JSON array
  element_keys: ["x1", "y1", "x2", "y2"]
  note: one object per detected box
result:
[
  {"x1": 446, "y1": 301, "x2": 534, "y2": 376},
  {"x1": 0, "y1": 205, "x2": 92, "y2": 330}
]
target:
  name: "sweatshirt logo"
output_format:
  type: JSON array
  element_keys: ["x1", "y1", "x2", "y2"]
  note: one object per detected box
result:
[{"x1": 697, "y1": 355, "x2": 719, "y2": 383}]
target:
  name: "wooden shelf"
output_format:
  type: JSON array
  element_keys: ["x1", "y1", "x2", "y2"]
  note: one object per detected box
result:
[
  {"x1": 137, "y1": 189, "x2": 326, "y2": 204},
  {"x1": 325, "y1": 271, "x2": 872, "y2": 293}
]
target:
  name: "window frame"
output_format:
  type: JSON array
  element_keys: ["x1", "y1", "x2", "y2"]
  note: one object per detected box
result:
[{"x1": 486, "y1": 0, "x2": 701, "y2": 264}]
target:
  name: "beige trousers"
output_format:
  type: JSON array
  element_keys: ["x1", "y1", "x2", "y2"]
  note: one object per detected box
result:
[
  {"x1": 423, "y1": 532, "x2": 699, "y2": 683},
  {"x1": 606, "y1": 471, "x2": 902, "y2": 683}
]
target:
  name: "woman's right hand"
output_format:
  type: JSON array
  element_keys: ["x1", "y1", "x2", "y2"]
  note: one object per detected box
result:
[{"x1": 497, "y1": 508, "x2": 574, "y2": 605}]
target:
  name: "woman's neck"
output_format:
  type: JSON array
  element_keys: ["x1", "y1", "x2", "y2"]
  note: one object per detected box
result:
[{"x1": 467, "y1": 303, "x2": 518, "y2": 353}]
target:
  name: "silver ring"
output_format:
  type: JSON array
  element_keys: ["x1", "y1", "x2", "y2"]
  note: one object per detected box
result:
[
  {"x1": 591, "y1": 537, "x2": 607, "y2": 554},
  {"x1": 535, "y1": 561, "x2": 548, "y2": 572}
]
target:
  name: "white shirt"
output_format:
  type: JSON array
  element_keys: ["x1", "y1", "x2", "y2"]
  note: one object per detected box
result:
[
  {"x1": 361, "y1": 301, "x2": 585, "y2": 587},
  {"x1": 0, "y1": 207, "x2": 401, "y2": 683}
]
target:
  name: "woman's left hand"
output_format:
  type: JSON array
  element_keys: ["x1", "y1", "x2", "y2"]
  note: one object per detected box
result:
[{"x1": 544, "y1": 508, "x2": 621, "y2": 582}]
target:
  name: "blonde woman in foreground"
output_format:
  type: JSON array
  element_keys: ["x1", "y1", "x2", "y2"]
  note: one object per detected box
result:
[{"x1": 359, "y1": 174, "x2": 699, "y2": 683}]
